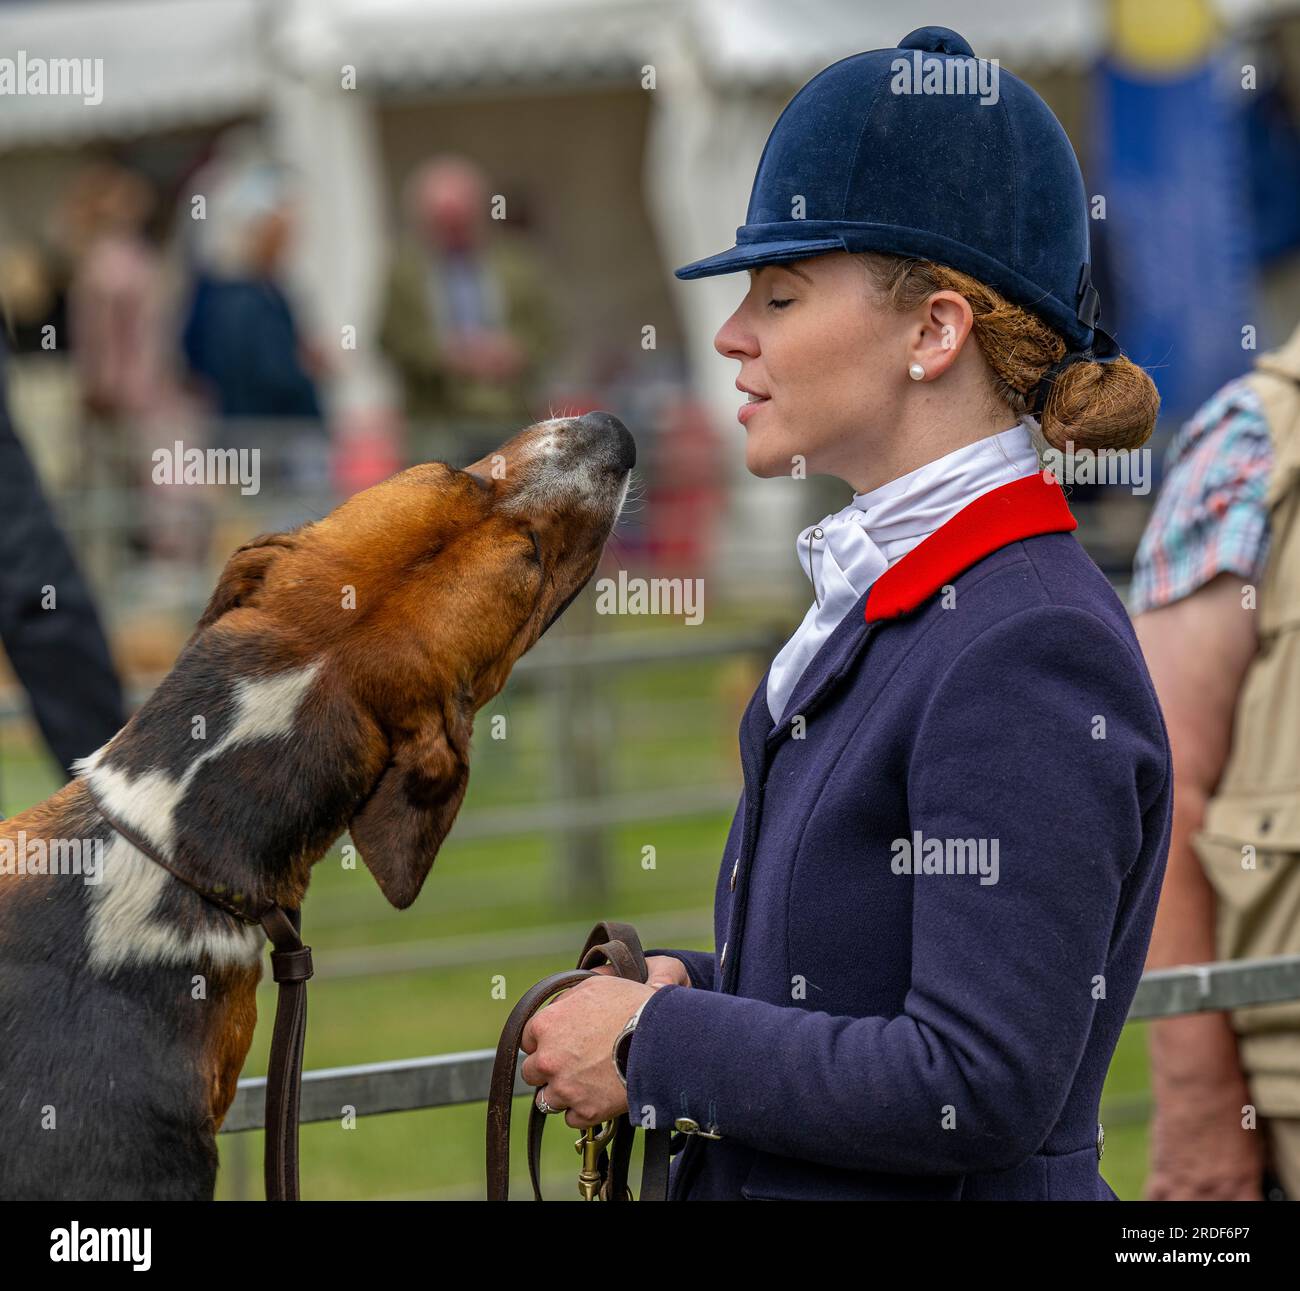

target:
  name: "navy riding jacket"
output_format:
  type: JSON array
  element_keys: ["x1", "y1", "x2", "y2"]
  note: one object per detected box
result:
[{"x1": 628, "y1": 473, "x2": 1172, "y2": 1200}]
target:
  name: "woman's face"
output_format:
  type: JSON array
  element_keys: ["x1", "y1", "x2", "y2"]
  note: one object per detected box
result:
[
  {"x1": 715, "y1": 250, "x2": 925, "y2": 486},
  {"x1": 250, "y1": 205, "x2": 295, "y2": 274}
]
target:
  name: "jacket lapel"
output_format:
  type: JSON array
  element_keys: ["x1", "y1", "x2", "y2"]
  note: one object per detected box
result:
[
  {"x1": 865, "y1": 471, "x2": 1075, "y2": 621},
  {"x1": 744, "y1": 473, "x2": 1076, "y2": 772},
  {"x1": 740, "y1": 592, "x2": 879, "y2": 776}
]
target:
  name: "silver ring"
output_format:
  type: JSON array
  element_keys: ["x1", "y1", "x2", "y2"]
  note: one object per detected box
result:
[{"x1": 535, "y1": 1092, "x2": 558, "y2": 1115}]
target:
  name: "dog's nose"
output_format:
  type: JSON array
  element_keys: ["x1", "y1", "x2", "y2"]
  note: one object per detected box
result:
[{"x1": 576, "y1": 410, "x2": 636, "y2": 470}]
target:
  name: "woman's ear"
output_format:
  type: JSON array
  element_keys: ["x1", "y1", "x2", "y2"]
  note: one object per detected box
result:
[
  {"x1": 198, "y1": 532, "x2": 296, "y2": 628},
  {"x1": 348, "y1": 703, "x2": 472, "y2": 909},
  {"x1": 912, "y1": 290, "x2": 975, "y2": 379}
]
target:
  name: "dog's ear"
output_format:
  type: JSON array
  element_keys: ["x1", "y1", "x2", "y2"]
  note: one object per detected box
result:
[
  {"x1": 198, "y1": 533, "x2": 296, "y2": 629},
  {"x1": 349, "y1": 703, "x2": 472, "y2": 909}
]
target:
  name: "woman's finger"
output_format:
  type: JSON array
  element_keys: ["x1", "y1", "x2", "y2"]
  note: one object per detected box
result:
[{"x1": 535, "y1": 1086, "x2": 567, "y2": 1115}]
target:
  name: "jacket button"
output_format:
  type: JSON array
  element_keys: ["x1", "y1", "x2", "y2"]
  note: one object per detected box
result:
[{"x1": 729, "y1": 859, "x2": 739, "y2": 890}]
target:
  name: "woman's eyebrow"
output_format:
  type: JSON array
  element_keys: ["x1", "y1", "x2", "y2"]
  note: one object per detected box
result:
[{"x1": 753, "y1": 263, "x2": 813, "y2": 284}]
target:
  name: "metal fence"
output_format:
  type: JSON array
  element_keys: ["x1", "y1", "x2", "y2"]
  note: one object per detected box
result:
[
  {"x1": 0, "y1": 491, "x2": 1273, "y2": 1181},
  {"x1": 220, "y1": 953, "x2": 1300, "y2": 1135},
  {"x1": 0, "y1": 623, "x2": 787, "y2": 902}
]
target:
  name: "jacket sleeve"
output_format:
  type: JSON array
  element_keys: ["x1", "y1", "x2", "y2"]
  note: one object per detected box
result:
[
  {"x1": 643, "y1": 947, "x2": 716, "y2": 991},
  {"x1": 625, "y1": 606, "x2": 1170, "y2": 1173},
  {"x1": 0, "y1": 354, "x2": 125, "y2": 775}
]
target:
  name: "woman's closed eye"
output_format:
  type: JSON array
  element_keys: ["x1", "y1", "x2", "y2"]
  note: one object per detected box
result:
[{"x1": 767, "y1": 297, "x2": 794, "y2": 311}]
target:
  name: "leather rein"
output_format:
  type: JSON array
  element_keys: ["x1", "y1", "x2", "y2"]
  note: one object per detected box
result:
[
  {"x1": 86, "y1": 788, "x2": 665, "y2": 1202},
  {"x1": 487, "y1": 920, "x2": 672, "y2": 1201},
  {"x1": 86, "y1": 786, "x2": 313, "y2": 1202}
]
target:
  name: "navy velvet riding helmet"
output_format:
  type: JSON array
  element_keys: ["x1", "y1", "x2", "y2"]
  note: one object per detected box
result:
[{"x1": 676, "y1": 25, "x2": 1120, "y2": 367}]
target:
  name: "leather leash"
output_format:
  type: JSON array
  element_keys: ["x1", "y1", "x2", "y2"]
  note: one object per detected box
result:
[
  {"x1": 85, "y1": 786, "x2": 313, "y2": 1202},
  {"x1": 487, "y1": 920, "x2": 672, "y2": 1201}
]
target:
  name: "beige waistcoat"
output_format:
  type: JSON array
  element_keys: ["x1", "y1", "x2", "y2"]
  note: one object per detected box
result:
[{"x1": 1193, "y1": 324, "x2": 1300, "y2": 1116}]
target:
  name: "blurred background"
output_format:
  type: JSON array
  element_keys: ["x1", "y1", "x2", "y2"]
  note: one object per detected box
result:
[{"x1": 0, "y1": 0, "x2": 1298, "y2": 1198}]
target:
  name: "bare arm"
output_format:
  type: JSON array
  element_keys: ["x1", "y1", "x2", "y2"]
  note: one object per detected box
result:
[{"x1": 1134, "y1": 572, "x2": 1263, "y2": 1199}]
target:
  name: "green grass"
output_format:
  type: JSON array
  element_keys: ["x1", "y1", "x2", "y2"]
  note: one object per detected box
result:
[{"x1": 0, "y1": 646, "x2": 1157, "y2": 1200}]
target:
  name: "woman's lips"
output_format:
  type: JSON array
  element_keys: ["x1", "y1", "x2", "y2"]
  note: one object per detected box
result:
[{"x1": 737, "y1": 394, "x2": 770, "y2": 425}]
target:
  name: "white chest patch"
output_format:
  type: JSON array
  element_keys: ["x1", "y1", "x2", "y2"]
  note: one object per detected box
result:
[
  {"x1": 76, "y1": 662, "x2": 321, "y2": 974},
  {"x1": 87, "y1": 835, "x2": 264, "y2": 974}
]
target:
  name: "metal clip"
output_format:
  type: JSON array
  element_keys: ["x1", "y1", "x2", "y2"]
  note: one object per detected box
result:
[
  {"x1": 808, "y1": 527, "x2": 825, "y2": 607},
  {"x1": 575, "y1": 1121, "x2": 616, "y2": 1201}
]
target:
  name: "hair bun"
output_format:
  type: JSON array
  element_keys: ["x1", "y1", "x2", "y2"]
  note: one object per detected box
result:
[{"x1": 1039, "y1": 356, "x2": 1159, "y2": 455}]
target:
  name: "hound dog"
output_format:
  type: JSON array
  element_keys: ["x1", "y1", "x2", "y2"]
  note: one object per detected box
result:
[{"x1": 0, "y1": 411, "x2": 635, "y2": 1200}]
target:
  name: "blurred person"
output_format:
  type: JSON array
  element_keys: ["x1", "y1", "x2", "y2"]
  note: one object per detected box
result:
[
  {"x1": 0, "y1": 242, "x2": 80, "y2": 493},
  {"x1": 0, "y1": 330, "x2": 125, "y2": 781},
  {"x1": 378, "y1": 155, "x2": 553, "y2": 437},
  {"x1": 517, "y1": 28, "x2": 1171, "y2": 1201},
  {"x1": 1132, "y1": 319, "x2": 1300, "y2": 1201},
  {"x1": 64, "y1": 163, "x2": 168, "y2": 425},
  {"x1": 0, "y1": 241, "x2": 64, "y2": 358},
  {"x1": 61, "y1": 162, "x2": 210, "y2": 567},
  {"x1": 181, "y1": 151, "x2": 329, "y2": 496},
  {"x1": 644, "y1": 398, "x2": 723, "y2": 575}
]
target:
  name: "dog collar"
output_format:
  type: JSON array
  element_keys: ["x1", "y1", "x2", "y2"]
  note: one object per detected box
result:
[
  {"x1": 85, "y1": 784, "x2": 270, "y2": 924},
  {"x1": 83, "y1": 780, "x2": 313, "y2": 1201}
]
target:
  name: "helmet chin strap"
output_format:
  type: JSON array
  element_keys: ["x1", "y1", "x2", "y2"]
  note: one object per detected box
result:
[{"x1": 1031, "y1": 325, "x2": 1122, "y2": 417}]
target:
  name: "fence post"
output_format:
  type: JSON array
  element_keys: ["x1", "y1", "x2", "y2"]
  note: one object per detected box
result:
[{"x1": 549, "y1": 592, "x2": 609, "y2": 908}]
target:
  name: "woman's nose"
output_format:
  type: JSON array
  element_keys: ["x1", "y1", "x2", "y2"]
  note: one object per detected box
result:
[{"x1": 714, "y1": 309, "x2": 758, "y2": 361}]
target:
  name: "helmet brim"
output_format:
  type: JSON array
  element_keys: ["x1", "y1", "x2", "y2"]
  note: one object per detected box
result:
[{"x1": 674, "y1": 236, "x2": 845, "y2": 280}]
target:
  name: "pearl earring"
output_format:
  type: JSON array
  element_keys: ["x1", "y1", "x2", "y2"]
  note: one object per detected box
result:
[{"x1": 908, "y1": 363, "x2": 925, "y2": 381}]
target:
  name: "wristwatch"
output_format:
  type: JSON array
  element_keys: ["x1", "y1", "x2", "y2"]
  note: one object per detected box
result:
[{"x1": 611, "y1": 998, "x2": 651, "y2": 1087}]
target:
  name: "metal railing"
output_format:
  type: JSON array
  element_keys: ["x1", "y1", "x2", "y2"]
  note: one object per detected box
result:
[
  {"x1": 219, "y1": 953, "x2": 1300, "y2": 1134},
  {"x1": 0, "y1": 626, "x2": 783, "y2": 839}
]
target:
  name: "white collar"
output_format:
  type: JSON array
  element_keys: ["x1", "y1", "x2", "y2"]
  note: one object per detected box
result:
[
  {"x1": 767, "y1": 416, "x2": 1042, "y2": 726},
  {"x1": 844, "y1": 416, "x2": 1043, "y2": 564}
]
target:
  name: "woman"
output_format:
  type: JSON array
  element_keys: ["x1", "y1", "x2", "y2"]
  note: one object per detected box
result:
[
  {"x1": 181, "y1": 146, "x2": 330, "y2": 500},
  {"x1": 521, "y1": 25, "x2": 1172, "y2": 1201}
]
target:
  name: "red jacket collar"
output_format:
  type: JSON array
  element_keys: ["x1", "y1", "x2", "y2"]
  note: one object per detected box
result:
[{"x1": 864, "y1": 472, "x2": 1076, "y2": 623}]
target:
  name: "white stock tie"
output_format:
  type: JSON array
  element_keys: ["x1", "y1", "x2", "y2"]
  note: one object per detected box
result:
[{"x1": 765, "y1": 418, "x2": 1043, "y2": 725}]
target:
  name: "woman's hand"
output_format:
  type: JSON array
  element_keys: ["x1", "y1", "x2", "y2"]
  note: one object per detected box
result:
[
  {"x1": 592, "y1": 954, "x2": 691, "y2": 989},
  {"x1": 520, "y1": 976, "x2": 657, "y2": 1128}
]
